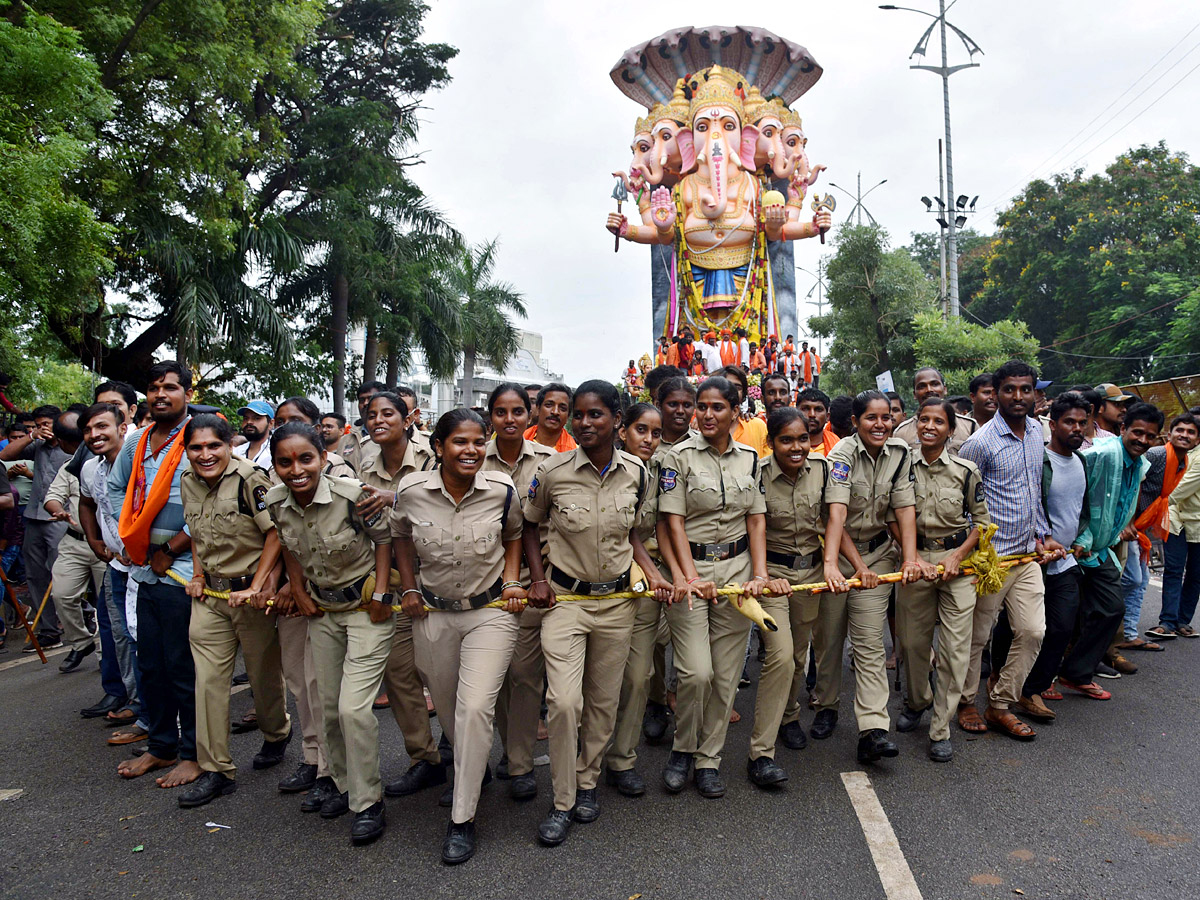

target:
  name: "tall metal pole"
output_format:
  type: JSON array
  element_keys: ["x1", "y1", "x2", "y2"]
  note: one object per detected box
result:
[
  {"x1": 938, "y1": 139, "x2": 948, "y2": 316},
  {"x1": 939, "y1": 0, "x2": 960, "y2": 316},
  {"x1": 816, "y1": 258, "x2": 825, "y2": 357}
]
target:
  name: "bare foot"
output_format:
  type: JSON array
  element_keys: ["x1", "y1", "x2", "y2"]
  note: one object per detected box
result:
[
  {"x1": 117, "y1": 753, "x2": 176, "y2": 779},
  {"x1": 666, "y1": 690, "x2": 677, "y2": 713},
  {"x1": 156, "y1": 759, "x2": 202, "y2": 789},
  {"x1": 729, "y1": 709, "x2": 741, "y2": 724},
  {"x1": 536, "y1": 719, "x2": 549, "y2": 741}
]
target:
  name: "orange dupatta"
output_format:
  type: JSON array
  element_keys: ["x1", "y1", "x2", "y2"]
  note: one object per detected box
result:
[
  {"x1": 118, "y1": 421, "x2": 189, "y2": 565},
  {"x1": 524, "y1": 423, "x2": 576, "y2": 452},
  {"x1": 1134, "y1": 443, "x2": 1186, "y2": 556}
]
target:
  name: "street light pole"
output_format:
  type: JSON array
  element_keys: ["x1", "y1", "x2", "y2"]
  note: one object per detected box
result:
[
  {"x1": 829, "y1": 173, "x2": 888, "y2": 227},
  {"x1": 880, "y1": 1, "x2": 982, "y2": 317},
  {"x1": 796, "y1": 259, "x2": 828, "y2": 357}
]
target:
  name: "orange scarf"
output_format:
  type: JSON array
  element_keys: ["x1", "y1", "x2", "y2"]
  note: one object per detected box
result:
[
  {"x1": 1134, "y1": 443, "x2": 1186, "y2": 556},
  {"x1": 524, "y1": 423, "x2": 576, "y2": 452},
  {"x1": 118, "y1": 421, "x2": 189, "y2": 565}
]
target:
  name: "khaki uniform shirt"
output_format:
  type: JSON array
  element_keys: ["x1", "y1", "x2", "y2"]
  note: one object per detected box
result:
[
  {"x1": 657, "y1": 434, "x2": 766, "y2": 543},
  {"x1": 892, "y1": 414, "x2": 977, "y2": 456},
  {"x1": 824, "y1": 435, "x2": 916, "y2": 542},
  {"x1": 524, "y1": 447, "x2": 647, "y2": 582},
  {"x1": 483, "y1": 439, "x2": 554, "y2": 497},
  {"x1": 392, "y1": 469, "x2": 521, "y2": 599},
  {"x1": 357, "y1": 440, "x2": 436, "y2": 494},
  {"x1": 635, "y1": 455, "x2": 662, "y2": 554},
  {"x1": 181, "y1": 455, "x2": 274, "y2": 578},
  {"x1": 760, "y1": 454, "x2": 828, "y2": 557},
  {"x1": 265, "y1": 473, "x2": 390, "y2": 603},
  {"x1": 338, "y1": 429, "x2": 374, "y2": 472},
  {"x1": 912, "y1": 448, "x2": 990, "y2": 540}
]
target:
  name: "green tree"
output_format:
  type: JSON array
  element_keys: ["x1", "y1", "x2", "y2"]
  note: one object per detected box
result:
[
  {"x1": 907, "y1": 228, "x2": 992, "y2": 310},
  {"x1": 446, "y1": 240, "x2": 527, "y2": 403},
  {"x1": 973, "y1": 143, "x2": 1200, "y2": 384},
  {"x1": 912, "y1": 312, "x2": 1041, "y2": 394},
  {"x1": 809, "y1": 224, "x2": 937, "y2": 395}
]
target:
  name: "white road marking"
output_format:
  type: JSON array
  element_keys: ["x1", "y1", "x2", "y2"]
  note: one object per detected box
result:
[
  {"x1": 0, "y1": 788, "x2": 24, "y2": 801},
  {"x1": 841, "y1": 771, "x2": 924, "y2": 900},
  {"x1": 0, "y1": 646, "x2": 70, "y2": 672}
]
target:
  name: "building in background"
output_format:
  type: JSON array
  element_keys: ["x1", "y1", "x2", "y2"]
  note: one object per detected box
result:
[{"x1": 415, "y1": 330, "x2": 562, "y2": 418}]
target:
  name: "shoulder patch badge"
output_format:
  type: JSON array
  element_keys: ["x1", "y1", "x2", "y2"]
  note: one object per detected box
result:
[
  {"x1": 528, "y1": 476, "x2": 539, "y2": 501},
  {"x1": 831, "y1": 461, "x2": 851, "y2": 484},
  {"x1": 660, "y1": 468, "x2": 678, "y2": 492},
  {"x1": 253, "y1": 484, "x2": 268, "y2": 512},
  {"x1": 975, "y1": 481, "x2": 985, "y2": 503},
  {"x1": 909, "y1": 466, "x2": 916, "y2": 483}
]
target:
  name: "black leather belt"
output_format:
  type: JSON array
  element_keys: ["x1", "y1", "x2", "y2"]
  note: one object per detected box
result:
[
  {"x1": 549, "y1": 567, "x2": 630, "y2": 596},
  {"x1": 854, "y1": 532, "x2": 889, "y2": 555},
  {"x1": 206, "y1": 573, "x2": 254, "y2": 593},
  {"x1": 917, "y1": 529, "x2": 969, "y2": 552},
  {"x1": 766, "y1": 549, "x2": 819, "y2": 570},
  {"x1": 689, "y1": 535, "x2": 750, "y2": 562},
  {"x1": 308, "y1": 574, "x2": 370, "y2": 606},
  {"x1": 421, "y1": 578, "x2": 503, "y2": 611},
  {"x1": 65, "y1": 527, "x2": 87, "y2": 542}
]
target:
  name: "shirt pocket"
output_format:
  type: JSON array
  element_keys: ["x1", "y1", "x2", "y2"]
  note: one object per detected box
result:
[
  {"x1": 553, "y1": 493, "x2": 592, "y2": 533},
  {"x1": 614, "y1": 488, "x2": 640, "y2": 532},
  {"x1": 848, "y1": 483, "x2": 873, "y2": 521},
  {"x1": 686, "y1": 472, "x2": 723, "y2": 513},
  {"x1": 935, "y1": 487, "x2": 967, "y2": 526},
  {"x1": 727, "y1": 473, "x2": 758, "y2": 514},
  {"x1": 766, "y1": 497, "x2": 794, "y2": 529},
  {"x1": 470, "y1": 520, "x2": 502, "y2": 556},
  {"x1": 411, "y1": 520, "x2": 448, "y2": 563},
  {"x1": 322, "y1": 526, "x2": 364, "y2": 571}
]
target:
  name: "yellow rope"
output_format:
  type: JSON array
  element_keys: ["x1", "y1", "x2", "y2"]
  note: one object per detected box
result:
[{"x1": 166, "y1": 568, "x2": 231, "y2": 600}]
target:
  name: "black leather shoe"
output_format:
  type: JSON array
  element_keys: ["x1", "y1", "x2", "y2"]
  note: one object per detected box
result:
[
  {"x1": 58, "y1": 645, "x2": 95, "y2": 673},
  {"x1": 80, "y1": 694, "x2": 126, "y2": 719},
  {"x1": 300, "y1": 776, "x2": 338, "y2": 813},
  {"x1": 896, "y1": 706, "x2": 928, "y2": 733},
  {"x1": 442, "y1": 820, "x2": 476, "y2": 865},
  {"x1": 642, "y1": 701, "x2": 670, "y2": 743},
  {"x1": 319, "y1": 790, "x2": 351, "y2": 819},
  {"x1": 496, "y1": 753, "x2": 510, "y2": 779},
  {"x1": 510, "y1": 771, "x2": 538, "y2": 801},
  {"x1": 779, "y1": 720, "x2": 808, "y2": 750},
  {"x1": 537, "y1": 807, "x2": 573, "y2": 846},
  {"x1": 747, "y1": 756, "x2": 788, "y2": 788},
  {"x1": 384, "y1": 760, "x2": 448, "y2": 797},
  {"x1": 856, "y1": 729, "x2": 900, "y2": 763},
  {"x1": 178, "y1": 770, "x2": 237, "y2": 808},
  {"x1": 232, "y1": 671, "x2": 250, "y2": 686},
  {"x1": 810, "y1": 709, "x2": 838, "y2": 740},
  {"x1": 252, "y1": 729, "x2": 292, "y2": 770},
  {"x1": 350, "y1": 801, "x2": 385, "y2": 845},
  {"x1": 928, "y1": 739, "x2": 953, "y2": 763},
  {"x1": 604, "y1": 766, "x2": 646, "y2": 797},
  {"x1": 662, "y1": 750, "x2": 692, "y2": 794},
  {"x1": 572, "y1": 788, "x2": 600, "y2": 823},
  {"x1": 278, "y1": 762, "x2": 318, "y2": 793},
  {"x1": 439, "y1": 765, "x2": 491, "y2": 808},
  {"x1": 694, "y1": 767, "x2": 725, "y2": 799}
]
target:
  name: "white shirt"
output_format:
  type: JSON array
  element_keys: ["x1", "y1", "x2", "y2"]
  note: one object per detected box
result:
[
  {"x1": 698, "y1": 342, "x2": 723, "y2": 373},
  {"x1": 80, "y1": 454, "x2": 129, "y2": 572},
  {"x1": 233, "y1": 435, "x2": 272, "y2": 470},
  {"x1": 739, "y1": 338, "x2": 750, "y2": 367}
]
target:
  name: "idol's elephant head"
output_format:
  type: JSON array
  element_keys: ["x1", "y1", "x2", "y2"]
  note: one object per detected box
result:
[
  {"x1": 677, "y1": 67, "x2": 758, "y2": 220},
  {"x1": 750, "y1": 97, "x2": 794, "y2": 180}
]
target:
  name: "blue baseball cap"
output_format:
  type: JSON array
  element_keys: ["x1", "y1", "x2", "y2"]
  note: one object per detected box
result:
[
  {"x1": 237, "y1": 399, "x2": 276, "y2": 418},
  {"x1": 1035, "y1": 380, "x2": 1053, "y2": 391}
]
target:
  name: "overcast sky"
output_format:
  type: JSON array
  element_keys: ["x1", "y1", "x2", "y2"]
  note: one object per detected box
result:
[{"x1": 411, "y1": 1, "x2": 1200, "y2": 386}]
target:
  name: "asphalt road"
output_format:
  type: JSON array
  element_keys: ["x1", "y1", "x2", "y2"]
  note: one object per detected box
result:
[{"x1": 1, "y1": 582, "x2": 1198, "y2": 900}]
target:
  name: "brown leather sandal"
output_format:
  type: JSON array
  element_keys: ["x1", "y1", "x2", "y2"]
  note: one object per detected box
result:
[
  {"x1": 985, "y1": 706, "x2": 1036, "y2": 741},
  {"x1": 957, "y1": 703, "x2": 987, "y2": 733}
]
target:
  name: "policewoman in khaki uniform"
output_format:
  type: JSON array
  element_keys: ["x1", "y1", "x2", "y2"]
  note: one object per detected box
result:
[
  {"x1": 483, "y1": 383, "x2": 554, "y2": 802},
  {"x1": 524, "y1": 380, "x2": 670, "y2": 848},
  {"x1": 393, "y1": 408, "x2": 526, "y2": 866},
  {"x1": 178, "y1": 414, "x2": 291, "y2": 808},
  {"x1": 269, "y1": 396, "x2": 354, "y2": 799},
  {"x1": 658, "y1": 376, "x2": 772, "y2": 800},
  {"x1": 266, "y1": 422, "x2": 394, "y2": 846},
  {"x1": 354, "y1": 392, "x2": 446, "y2": 801},
  {"x1": 895, "y1": 397, "x2": 988, "y2": 763},
  {"x1": 603, "y1": 402, "x2": 676, "y2": 797},
  {"x1": 817, "y1": 389, "x2": 922, "y2": 764},
  {"x1": 747, "y1": 407, "x2": 828, "y2": 788}
]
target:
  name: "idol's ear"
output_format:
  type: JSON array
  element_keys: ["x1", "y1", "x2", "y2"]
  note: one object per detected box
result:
[
  {"x1": 739, "y1": 125, "x2": 760, "y2": 171},
  {"x1": 677, "y1": 129, "x2": 696, "y2": 174}
]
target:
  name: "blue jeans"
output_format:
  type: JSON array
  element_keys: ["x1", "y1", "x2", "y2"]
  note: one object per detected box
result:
[
  {"x1": 1160, "y1": 529, "x2": 1200, "y2": 631},
  {"x1": 1120, "y1": 540, "x2": 1150, "y2": 640},
  {"x1": 136, "y1": 578, "x2": 195, "y2": 760},
  {"x1": 94, "y1": 570, "x2": 127, "y2": 700},
  {"x1": 106, "y1": 567, "x2": 143, "y2": 717}
]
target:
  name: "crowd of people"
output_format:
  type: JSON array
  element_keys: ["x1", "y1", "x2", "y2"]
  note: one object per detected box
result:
[{"x1": 1, "y1": 355, "x2": 1198, "y2": 867}]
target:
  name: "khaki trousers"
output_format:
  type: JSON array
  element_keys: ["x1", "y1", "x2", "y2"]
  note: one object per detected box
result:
[
  {"x1": 648, "y1": 632, "x2": 669, "y2": 706},
  {"x1": 961, "y1": 560, "x2": 1046, "y2": 710},
  {"x1": 190, "y1": 598, "x2": 291, "y2": 776},
  {"x1": 541, "y1": 596, "x2": 637, "y2": 812},
  {"x1": 896, "y1": 548, "x2": 977, "y2": 741},
  {"x1": 277, "y1": 615, "x2": 328, "y2": 775},
  {"x1": 605, "y1": 560, "x2": 672, "y2": 772},
  {"x1": 414, "y1": 609, "x2": 519, "y2": 824},
  {"x1": 308, "y1": 609, "x2": 394, "y2": 812},
  {"x1": 382, "y1": 612, "x2": 441, "y2": 766},
  {"x1": 749, "y1": 562, "x2": 822, "y2": 760},
  {"x1": 813, "y1": 543, "x2": 896, "y2": 734},
  {"x1": 495, "y1": 605, "x2": 548, "y2": 777},
  {"x1": 51, "y1": 535, "x2": 105, "y2": 652},
  {"x1": 665, "y1": 554, "x2": 753, "y2": 769}
]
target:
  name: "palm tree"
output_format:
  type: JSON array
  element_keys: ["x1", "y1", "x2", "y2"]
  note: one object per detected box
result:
[{"x1": 446, "y1": 240, "x2": 527, "y2": 405}]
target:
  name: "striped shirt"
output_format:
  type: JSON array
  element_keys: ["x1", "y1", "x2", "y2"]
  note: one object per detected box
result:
[
  {"x1": 958, "y1": 414, "x2": 1051, "y2": 556},
  {"x1": 108, "y1": 422, "x2": 193, "y2": 585}
]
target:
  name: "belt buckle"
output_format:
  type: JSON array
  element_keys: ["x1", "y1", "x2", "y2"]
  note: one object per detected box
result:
[
  {"x1": 591, "y1": 579, "x2": 618, "y2": 595},
  {"x1": 209, "y1": 576, "x2": 231, "y2": 592},
  {"x1": 450, "y1": 598, "x2": 463, "y2": 611},
  {"x1": 705, "y1": 545, "x2": 722, "y2": 561}
]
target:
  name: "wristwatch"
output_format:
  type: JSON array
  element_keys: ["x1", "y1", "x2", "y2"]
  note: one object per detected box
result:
[
  {"x1": 372, "y1": 591, "x2": 394, "y2": 605},
  {"x1": 157, "y1": 541, "x2": 179, "y2": 559}
]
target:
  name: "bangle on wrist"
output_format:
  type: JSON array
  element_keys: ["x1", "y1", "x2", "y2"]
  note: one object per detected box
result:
[
  {"x1": 753, "y1": 574, "x2": 769, "y2": 582},
  {"x1": 400, "y1": 589, "x2": 422, "y2": 599},
  {"x1": 501, "y1": 580, "x2": 523, "y2": 591},
  {"x1": 531, "y1": 579, "x2": 547, "y2": 587},
  {"x1": 687, "y1": 576, "x2": 700, "y2": 584}
]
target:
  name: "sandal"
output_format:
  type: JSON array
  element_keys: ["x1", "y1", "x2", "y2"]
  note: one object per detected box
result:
[
  {"x1": 108, "y1": 726, "x2": 149, "y2": 745},
  {"x1": 1057, "y1": 678, "x2": 1111, "y2": 700},
  {"x1": 1040, "y1": 684, "x2": 1063, "y2": 701},
  {"x1": 1175, "y1": 625, "x2": 1199, "y2": 639},
  {"x1": 985, "y1": 706, "x2": 1037, "y2": 741},
  {"x1": 1118, "y1": 639, "x2": 1164, "y2": 652},
  {"x1": 957, "y1": 704, "x2": 987, "y2": 733},
  {"x1": 1144, "y1": 626, "x2": 1176, "y2": 641},
  {"x1": 105, "y1": 708, "x2": 137, "y2": 725}
]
